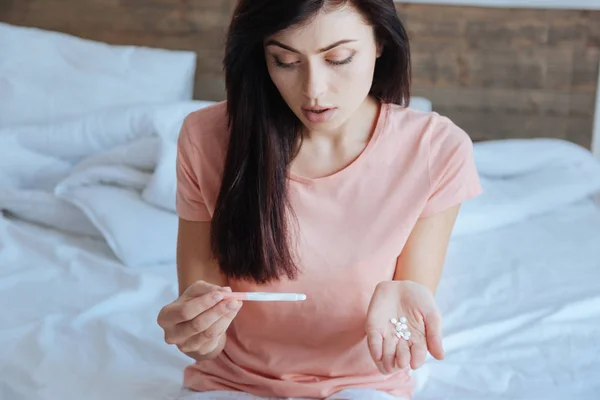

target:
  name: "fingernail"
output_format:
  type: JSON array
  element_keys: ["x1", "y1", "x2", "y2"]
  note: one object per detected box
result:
[
  {"x1": 212, "y1": 292, "x2": 223, "y2": 301},
  {"x1": 227, "y1": 300, "x2": 241, "y2": 310}
]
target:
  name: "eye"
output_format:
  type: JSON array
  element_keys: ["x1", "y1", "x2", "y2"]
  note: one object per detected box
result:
[
  {"x1": 328, "y1": 55, "x2": 354, "y2": 66},
  {"x1": 274, "y1": 58, "x2": 299, "y2": 69}
]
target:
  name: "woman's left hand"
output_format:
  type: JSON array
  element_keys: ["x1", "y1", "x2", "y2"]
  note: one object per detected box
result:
[{"x1": 365, "y1": 280, "x2": 445, "y2": 375}]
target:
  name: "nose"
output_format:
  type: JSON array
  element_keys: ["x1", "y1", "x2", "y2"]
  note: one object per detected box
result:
[{"x1": 302, "y1": 62, "x2": 328, "y2": 101}]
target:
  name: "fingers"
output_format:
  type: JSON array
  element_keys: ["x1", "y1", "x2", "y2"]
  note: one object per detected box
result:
[
  {"x1": 181, "y1": 281, "x2": 225, "y2": 300},
  {"x1": 168, "y1": 299, "x2": 242, "y2": 343},
  {"x1": 177, "y1": 304, "x2": 242, "y2": 354},
  {"x1": 203, "y1": 303, "x2": 242, "y2": 339},
  {"x1": 381, "y1": 335, "x2": 398, "y2": 374},
  {"x1": 367, "y1": 331, "x2": 384, "y2": 373},
  {"x1": 367, "y1": 323, "x2": 438, "y2": 374},
  {"x1": 425, "y1": 311, "x2": 445, "y2": 360},
  {"x1": 366, "y1": 288, "x2": 391, "y2": 374},
  {"x1": 370, "y1": 329, "x2": 418, "y2": 375},
  {"x1": 395, "y1": 338, "x2": 411, "y2": 369},
  {"x1": 409, "y1": 339, "x2": 428, "y2": 370},
  {"x1": 160, "y1": 290, "x2": 226, "y2": 326}
]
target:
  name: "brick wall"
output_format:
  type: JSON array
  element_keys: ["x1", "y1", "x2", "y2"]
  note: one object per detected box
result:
[{"x1": 1, "y1": 1, "x2": 598, "y2": 147}]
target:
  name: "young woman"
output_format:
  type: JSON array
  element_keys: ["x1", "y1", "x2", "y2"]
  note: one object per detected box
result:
[{"x1": 157, "y1": 0, "x2": 482, "y2": 399}]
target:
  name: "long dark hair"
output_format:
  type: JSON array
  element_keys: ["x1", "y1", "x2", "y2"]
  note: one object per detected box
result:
[{"x1": 211, "y1": 0, "x2": 411, "y2": 283}]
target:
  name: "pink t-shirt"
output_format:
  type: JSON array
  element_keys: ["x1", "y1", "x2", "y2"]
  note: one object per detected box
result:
[{"x1": 175, "y1": 101, "x2": 482, "y2": 399}]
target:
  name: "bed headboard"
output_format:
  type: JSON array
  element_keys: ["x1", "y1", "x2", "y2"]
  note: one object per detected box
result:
[{"x1": 1, "y1": 0, "x2": 598, "y2": 150}]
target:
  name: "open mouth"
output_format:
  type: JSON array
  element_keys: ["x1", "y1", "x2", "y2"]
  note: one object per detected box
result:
[{"x1": 301, "y1": 106, "x2": 337, "y2": 123}]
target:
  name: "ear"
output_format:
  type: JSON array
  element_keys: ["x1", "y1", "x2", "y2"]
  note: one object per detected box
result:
[{"x1": 376, "y1": 41, "x2": 384, "y2": 58}]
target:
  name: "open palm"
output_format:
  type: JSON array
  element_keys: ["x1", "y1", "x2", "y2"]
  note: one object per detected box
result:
[{"x1": 365, "y1": 280, "x2": 445, "y2": 374}]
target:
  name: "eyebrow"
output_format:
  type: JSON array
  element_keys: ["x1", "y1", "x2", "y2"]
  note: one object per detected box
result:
[{"x1": 265, "y1": 39, "x2": 357, "y2": 54}]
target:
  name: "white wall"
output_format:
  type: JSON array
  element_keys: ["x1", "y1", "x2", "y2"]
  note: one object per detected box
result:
[{"x1": 395, "y1": 0, "x2": 600, "y2": 10}]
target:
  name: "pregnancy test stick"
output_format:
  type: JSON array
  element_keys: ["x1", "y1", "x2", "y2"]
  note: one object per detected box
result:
[{"x1": 221, "y1": 292, "x2": 307, "y2": 302}]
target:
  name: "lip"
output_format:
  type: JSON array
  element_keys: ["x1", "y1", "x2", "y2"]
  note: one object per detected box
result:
[{"x1": 301, "y1": 106, "x2": 338, "y2": 123}]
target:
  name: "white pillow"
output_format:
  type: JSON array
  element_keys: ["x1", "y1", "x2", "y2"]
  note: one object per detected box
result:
[
  {"x1": 409, "y1": 96, "x2": 432, "y2": 112},
  {"x1": 0, "y1": 189, "x2": 102, "y2": 238},
  {"x1": 142, "y1": 140, "x2": 178, "y2": 212},
  {"x1": 55, "y1": 185, "x2": 178, "y2": 267},
  {"x1": 453, "y1": 139, "x2": 600, "y2": 237},
  {"x1": 141, "y1": 101, "x2": 215, "y2": 212},
  {"x1": 0, "y1": 22, "x2": 197, "y2": 127}
]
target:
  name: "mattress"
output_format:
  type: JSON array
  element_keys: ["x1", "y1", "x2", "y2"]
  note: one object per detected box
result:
[
  {"x1": 1, "y1": 197, "x2": 599, "y2": 400},
  {"x1": 417, "y1": 197, "x2": 600, "y2": 400}
]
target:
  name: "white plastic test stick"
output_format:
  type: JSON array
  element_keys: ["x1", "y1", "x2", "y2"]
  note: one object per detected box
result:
[{"x1": 221, "y1": 292, "x2": 307, "y2": 302}]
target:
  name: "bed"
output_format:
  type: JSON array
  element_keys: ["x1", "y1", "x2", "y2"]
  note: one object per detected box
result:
[{"x1": 1, "y1": 18, "x2": 600, "y2": 400}]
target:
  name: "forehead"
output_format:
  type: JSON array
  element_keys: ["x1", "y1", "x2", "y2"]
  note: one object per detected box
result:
[{"x1": 267, "y1": 4, "x2": 373, "y2": 50}]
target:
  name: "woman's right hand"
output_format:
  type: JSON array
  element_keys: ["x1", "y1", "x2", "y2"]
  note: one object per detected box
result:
[{"x1": 157, "y1": 280, "x2": 243, "y2": 360}]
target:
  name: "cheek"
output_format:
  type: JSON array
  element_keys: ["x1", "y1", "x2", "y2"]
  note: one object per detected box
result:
[
  {"x1": 337, "y1": 58, "x2": 377, "y2": 95},
  {"x1": 268, "y1": 68, "x2": 298, "y2": 102}
]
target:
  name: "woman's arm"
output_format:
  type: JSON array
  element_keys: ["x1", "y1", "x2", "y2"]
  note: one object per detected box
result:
[
  {"x1": 177, "y1": 219, "x2": 228, "y2": 296},
  {"x1": 174, "y1": 218, "x2": 231, "y2": 361},
  {"x1": 366, "y1": 205, "x2": 460, "y2": 372},
  {"x1": 393, "y1": 204, "x2": 461, "y2": 295}
]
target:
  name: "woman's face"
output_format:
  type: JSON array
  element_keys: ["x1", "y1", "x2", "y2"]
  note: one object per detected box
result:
[{"x1": 264, "y1": 4, "x2": 381, "y2": 133}]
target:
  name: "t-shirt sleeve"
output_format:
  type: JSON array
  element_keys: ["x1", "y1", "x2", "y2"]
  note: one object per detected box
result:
[
  {"x1": 420, "y1": 116, "x2": 483, "y2": 218},
  {"x1": 175, "y1": 119, "x2": 212, "y2": 222}
]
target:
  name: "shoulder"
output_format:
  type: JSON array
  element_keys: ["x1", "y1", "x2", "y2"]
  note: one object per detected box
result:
[
  {"x1": 176, "y1": 101, "x2": 230, "y2": 188},
  {"x1": 184, "y1": 100, "x2": 228, "y2": 131},
  {"x1": 179, "y1": 100, "x2": 230, "y2": 153},
  {"x1": 383, "y1": 103, "x2": 473, "y2": 156},
  {"x1": 386, "y1": 103, "x2": 471, "y2": 144}
]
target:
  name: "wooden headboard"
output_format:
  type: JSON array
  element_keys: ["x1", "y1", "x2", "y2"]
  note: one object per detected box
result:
[{"x1": 1, "y1": 0, "x2": 599, "y2": 149}]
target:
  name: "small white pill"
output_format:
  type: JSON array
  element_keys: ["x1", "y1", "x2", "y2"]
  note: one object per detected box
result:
[
  {"x1": 406, "y1": 331, "x2": 411, "y2": 338},
  {"x1": 400, "y1": 317, "x2": 407, "y2": 323},
  {"x1": 390, "y1": 318, "x2": 398, "y2": 325},
  {"x1": 400, "y1": 324, "x2": 407, "y2": 330}
]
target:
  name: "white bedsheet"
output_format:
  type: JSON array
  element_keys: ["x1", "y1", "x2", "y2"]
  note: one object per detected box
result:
[{"x1": 1, "y1": 196, "x2": 599, "y2": 400}]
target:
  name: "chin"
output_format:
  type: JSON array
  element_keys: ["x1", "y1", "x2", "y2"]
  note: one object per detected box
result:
[{"x1": 303, "y1": 116, "x2": 345, "y2": 132}]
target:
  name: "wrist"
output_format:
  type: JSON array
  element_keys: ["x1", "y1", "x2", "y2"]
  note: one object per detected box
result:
[{"x1": 392, "y1": 279, "x2": 437, "y2": 296}]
